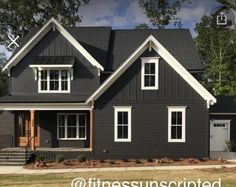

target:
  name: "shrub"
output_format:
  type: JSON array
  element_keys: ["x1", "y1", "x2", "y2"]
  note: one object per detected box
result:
[
  {"x1": 122, "y1": 158, "x2": 129, "y2": 162},
  {"x1": 147, "y1": 158, "x2": 153, "y2": 162},
  {"x1": 35, "y1": 155, "x2": 45, "y2": 162},
  {"x1": 56, "y1": 155, "x2": 65, "y2": 163},
  {"x1": 77, "y1": 155, "x2": 86, "y2": 163},
  {"x1": 99, "y1": 159, "x2": 105, "y2": 163},
  {"x1": 135, "y1": 159, "x2": 142, "y2": 164},
  {"x1": 109, "y1": 160, "x2": 115, "y2": 164}
]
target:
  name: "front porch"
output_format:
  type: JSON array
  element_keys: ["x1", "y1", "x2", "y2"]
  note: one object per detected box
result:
[{"x1": 14, "y1": 109, "x2": 94, "y2": 151}]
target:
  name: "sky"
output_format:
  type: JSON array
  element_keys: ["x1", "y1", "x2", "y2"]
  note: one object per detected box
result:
[{"x1": 0, "y1": 0, "x2": 220, "y2": 59}]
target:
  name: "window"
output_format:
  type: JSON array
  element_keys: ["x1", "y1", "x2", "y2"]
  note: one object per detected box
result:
[
  {"x1": 114, "y1": 106, "x2": 132, "y2": 142},
  {"x1": 141, "y1": 57, "x2": 159, "y2": 90},
  {"x1": 57, "y1": 113, "x2": 87, "y2": 140},
  {"x1": 39, "y1": 69, "x2": 70, "y2": 93},
  {"x1": 168, "y1": 106, "x2": 186, "y2": 142}
]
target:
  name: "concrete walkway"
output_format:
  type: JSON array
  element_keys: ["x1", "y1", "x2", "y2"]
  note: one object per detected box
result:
[{"x1": 0, "y1": 164, "x2": 235, "y2": 174}]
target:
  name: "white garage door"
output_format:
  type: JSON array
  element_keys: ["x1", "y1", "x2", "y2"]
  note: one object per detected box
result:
[{"x1": 210, "y1": 120, "x2": 231, "y2": 151}]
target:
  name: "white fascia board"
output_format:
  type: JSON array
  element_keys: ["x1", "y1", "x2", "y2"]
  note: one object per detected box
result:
[
  {"x1": 29, "y1": 64, "x2": 73, "y2": 68},
  {"x1": 149, "y1": 35, "x2": 216, "y2": 105},
  {"x1": 0, "y1": 103, "x2": 92, "y2": 111},
  {"x1": 2, "y1": 17, "x2": 104, "y2": 72},
  {"x1": 86, "y1": 35, "x2": 216, "y2": 106},
  {"x1": 86, "y1": 36, "x2": 150, "y2": 103}
]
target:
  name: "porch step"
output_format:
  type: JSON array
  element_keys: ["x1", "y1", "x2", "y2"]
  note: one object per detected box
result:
[{"x1": 0, "y1": 150, "x2": 30, "y2": 165}]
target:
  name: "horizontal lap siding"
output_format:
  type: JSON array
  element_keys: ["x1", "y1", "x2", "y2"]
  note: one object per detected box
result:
[
  {"x1": 11, "y1": 29, "x2": 99, "y2": 96},
  {"x1": 94, "y1": 50, "x2": 208, "y2": 159}
]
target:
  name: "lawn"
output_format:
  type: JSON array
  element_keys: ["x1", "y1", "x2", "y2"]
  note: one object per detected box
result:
[{"x1": 0, "y1": 168, "x2": 236, "y2": 187}]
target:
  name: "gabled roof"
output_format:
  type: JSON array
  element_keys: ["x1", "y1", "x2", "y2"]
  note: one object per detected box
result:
[
  {"x1": 87, "y1": 35, "x2": 216, "y2": 107},
  {"x1": 106, "y1": 29, "x2": 203, "y2": 71},
  {"x1": 2, "y1": 18, "x2": 104, "y2": 72}
]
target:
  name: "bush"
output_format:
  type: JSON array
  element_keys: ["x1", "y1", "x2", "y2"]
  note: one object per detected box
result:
[
  {"x1": 56, "y1": 155, "x2": 65, "y2": 163},
  {"x1": 35, "y1": 155, "x2": 45, "y2": 162},
  {"x1": 99, "y1": 159, "x2": 105, "y2": 163},
  {"x1": 122, "y1": 158, "x2": 129, "y2": 162},
  {"x1": 135, "y1": 159, "x2": 142, "y2": 164},
  {"x1": 147, "y1": 158, "x2": 153, "y2": 162},
  {"x1": 109, "y1": 160, "x2": 115, "y2": 164},
  {"x1": 77, "y1": 155, "x2": 86, "y2": 163}
]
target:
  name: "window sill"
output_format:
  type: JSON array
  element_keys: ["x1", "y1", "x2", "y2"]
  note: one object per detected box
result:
[
  {"x1": 57, "y1": 138, "x2": 87, "y2": 141},
  {"x1": 141, "y1": 87, "x2": 158, "y2": 90},
  {"x1": 114, "y1": 139, "x2": 131, "y2": 142},
  {"x1": 39, "y1": 91, "x2": 70, "y2": 93},
  {"x1": 168, "y1": 139, "x2": 185, "y2": 143}
]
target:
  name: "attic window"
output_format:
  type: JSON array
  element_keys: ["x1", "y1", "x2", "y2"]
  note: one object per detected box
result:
[{"x1": 141, "y1": 57, "x2": 159, "y2": 90}]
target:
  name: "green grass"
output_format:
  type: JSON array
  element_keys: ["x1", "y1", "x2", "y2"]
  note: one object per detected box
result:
[{"x1": 0, "y1": 169, "x2": 235, "y2": 187}]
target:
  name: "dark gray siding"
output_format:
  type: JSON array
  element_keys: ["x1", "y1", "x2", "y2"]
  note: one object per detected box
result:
[
  {"x1": 210, "y1": 114, "x2": 236, "y2": 147},
  {"x1": 39, "y1": 111, "x2": 90, "y2": 148},
  {"x1": 0, "y1": 111, "x2": 15, "y2": 148},
  {"x1": 10, "y1": 29, "x2": 99, "y2": 98},
  {"x1": 94, "y1": 50, "x2": 209, "y2": 159}
]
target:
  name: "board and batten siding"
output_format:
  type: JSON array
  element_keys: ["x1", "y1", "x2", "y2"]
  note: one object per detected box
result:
[
  {"x1": 10, "y1": 29, "x2": 99, "y2": 97},
  {"x1": 94, "y1": 50, "x2": 209, "y2": 159}
]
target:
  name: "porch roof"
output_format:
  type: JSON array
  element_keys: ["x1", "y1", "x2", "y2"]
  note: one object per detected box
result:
[
  {"x1": 211, "y1": 95, "x2": 236, "y2": 113},
  {"x1": 0, "y1": 95, "x2": 87, "y2": 103}
]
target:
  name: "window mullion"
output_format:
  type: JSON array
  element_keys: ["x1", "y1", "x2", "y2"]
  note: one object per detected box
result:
[
  {"x1": 47, "y1": 70, "x2": 50, "y2": 92},
  {"x1": 59, "y1": 70, "x2": 62, "y2": 91}
]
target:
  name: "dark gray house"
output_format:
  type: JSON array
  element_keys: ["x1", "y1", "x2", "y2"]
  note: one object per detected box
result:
[{"x1": 0, "y1": 18, "x2": 222, "y2": 161}]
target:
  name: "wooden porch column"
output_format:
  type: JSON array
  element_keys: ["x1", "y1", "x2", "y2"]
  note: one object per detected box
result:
[
  {"x1": 89, "y1": 109, "x2": 93, "y2": 151},
  {"x1": 30, "y1": 110, "x2": 35, "y2": 151}
]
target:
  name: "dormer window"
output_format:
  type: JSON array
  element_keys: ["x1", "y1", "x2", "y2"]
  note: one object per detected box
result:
[
  {"x1": 39, "y1": 69, "x2": 70, "y2": 93},
  {"x1": 141, "y1": 57, "x2": 159, "y2": 90},
  {"x1": 29, "y1": 56, "x2": 75, "y2": 93}
]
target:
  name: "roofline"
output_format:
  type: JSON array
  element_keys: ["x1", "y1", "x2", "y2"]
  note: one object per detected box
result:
[
  {"x1": 2, "y1": 17, "x2": 104, "y2": 72},
  {"x1": 86, "y1": 35, "x2": 216, "y2": 107},
  {"x1": 0, "y1": 102, "x2": 92, "y2": 111},
  {"x1": 210, "y1": 113, "x2": 236, "y2": 115}
]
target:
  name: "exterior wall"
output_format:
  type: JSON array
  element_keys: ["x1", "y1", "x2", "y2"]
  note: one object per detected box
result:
[
  {"x1": 39, "y1": 111, "x2": 90, "y2": 148},
  {"x1": 10, "y1": 29, "x2": 99, "y2": 97},
  {"x1": 210, "y1": 114, "x2": 236, "y2": 145},
  {"x1": 0, "y1": 111, "x2": 15, "y2": 148},
  {"x1": 94, "y1": 50, "x2": 209, "y2": 159}
]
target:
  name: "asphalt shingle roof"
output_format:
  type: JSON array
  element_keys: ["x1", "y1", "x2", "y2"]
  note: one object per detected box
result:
[{"x1": 211, "y1": 96, "x2": 236, "y2": 113}]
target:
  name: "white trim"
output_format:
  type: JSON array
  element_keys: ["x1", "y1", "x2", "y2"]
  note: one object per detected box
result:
[
  {"x1": 0, "y1": 103, "x2": 92, "y2": 111},
  {"x1": 211, "y1": 113, "x2": 236, "y2": 115},
  {"x1": 168, "y1": 106, "x2": 186, "y2": 143},
  {"x1": 57, "y1": 113, "x2": 87, "y2": 140},
  {"x1": 38, "y1": 69, "x2": 70, "y2": 93},
  {"x1": 86, "y1": 35, "x2": 216, "y2": 107},
  {"x1": 141, "y1": 57, "x2": 159, "y2": 90},
  {"x1": 114, "y1": 106, "x2": 132, "y2": 142},
  {"x1": 2, "y1": 17, "x2": 104, "y2": 72},
  {"x1": 29, "y1": 64, "x2": 73, "y2": 68}
]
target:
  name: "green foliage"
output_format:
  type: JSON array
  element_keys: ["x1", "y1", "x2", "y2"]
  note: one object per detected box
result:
[
  {"x1": 135, "y1": 23, "x2": 149, "y2": 29},
  {"x1": 138, "y1": 0, "x2": 190, "y2": 28},
  {"x1": 55, "y1": 155, "x2": 64, "y2": 163},
  {"x1": 195, "y1": 15, "x2": 236, "y2": 98},
  {"x1": 109, "y1": 160, "x2": 115, "y2": 164},
  {"x1": 0, "y1": 0, "x2": 89, "y2": 51},
  {"x1": 35, "y1": 155, "x2": 45, "y2": 162},
  {"x1": 135, "y1": 159, "x2": 142, "y2": 164},
  {"x1": 0, "y1": 53, "x2": 8, "y2": 96},
  {"x1": 76, "y1": 155, "x2": 86, "y2": 163},
  {"x1": 216, "y1": 0, "x2": 236, "y2": 10}
]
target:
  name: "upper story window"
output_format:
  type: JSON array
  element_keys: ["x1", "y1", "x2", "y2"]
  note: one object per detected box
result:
[
  {"x1": 39, "y1": 69, "x2": 70, "y2": 93},
  {"x1": 141, "y1": 57, "x2": 159, "y2": 90}
]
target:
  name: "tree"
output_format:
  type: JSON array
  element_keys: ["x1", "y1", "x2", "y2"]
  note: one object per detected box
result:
[
  {"x1": 0, "y1": 53, "x2": 8, "y2": 96},
  {"x1": 195, "y1": 16, "x2": 236, "y2": 97},
  {"x1": 135, "y1": 23, "x2": 149, "y2": 29},
  {"x1": 216, "y1": 0, "x2": 236, "y2": 10},
  {"x1": 0, "y1": 0, "x2": 89, "y2": 51},
  {"x1": 138, "y1": 0, "x2": 190, "y2": 29}
]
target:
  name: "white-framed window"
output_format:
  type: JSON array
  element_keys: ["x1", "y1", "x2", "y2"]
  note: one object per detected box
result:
[
  {"x1": 114, "y1": 106, "x2": 132, "y2": 142},
  {"x1": 57, "y1": 113, "x2": 87, "y2": 140},
  {"x1": 167, "y1": 106, "x2": 186, "y2": 142},
  {"x1": 38, "y1": 69, "x2": 70, "y2": 93},
  {"x1": 141, "y1": 57, "x2": 159, "y2": 90}
]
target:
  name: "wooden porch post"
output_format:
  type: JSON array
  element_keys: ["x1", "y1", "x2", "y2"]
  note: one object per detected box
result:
[
  {"x1": 89, "y1": 109, "x2": 93, "y2": 151},
  {"x1": 30, "y1": 110, "x2": 35, "y2": 151}
]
